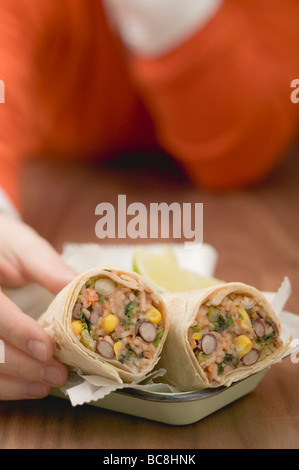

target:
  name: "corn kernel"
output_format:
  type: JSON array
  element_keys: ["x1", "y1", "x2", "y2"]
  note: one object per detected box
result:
[
  {"x1": 192, "y1": 332, "x2": 203, "y2": 341},
  {"x1": 103, "y1": 314, "x2": 119, "y2": 333},
  {"x1": 238, "y1": 307, "x2": 252, "y2": 329},
  {"x1": 146, "y1": 307, "x2": 162, "y2": 324},
  {"x1": 113, "y1": 341, "x2": 122, "y2": 358},
  {"x1": 233, "y1": 335, "x2": 252, "y2": 357},
  {"x1": 71, "y1": 320, "x2": 83, "y2": 335}
]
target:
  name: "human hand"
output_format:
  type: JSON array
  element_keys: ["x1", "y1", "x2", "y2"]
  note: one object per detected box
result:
[{"x1": 0, "y1": 214, "x2": 77, "y2": 399}]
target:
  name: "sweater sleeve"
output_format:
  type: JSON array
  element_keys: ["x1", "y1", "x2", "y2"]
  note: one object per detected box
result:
[
  {"x1": 109, "y1": 0, "x2": 299, "y2": 190},
  {"x1": 0, "y1": 0, "x2": 53, "y2": 212}
]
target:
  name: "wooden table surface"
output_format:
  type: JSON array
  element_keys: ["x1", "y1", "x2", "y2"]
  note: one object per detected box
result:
[{"x1": 0, "y1": 143, "x2": 298, "y2": 449}]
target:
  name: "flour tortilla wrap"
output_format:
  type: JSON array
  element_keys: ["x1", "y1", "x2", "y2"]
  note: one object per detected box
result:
[
  {"x1": 160, "y1": 282, "x2": 290, "y2": 391},
  {"x1": 38, "y1": 267, "x2": 168, "y2": 384}
]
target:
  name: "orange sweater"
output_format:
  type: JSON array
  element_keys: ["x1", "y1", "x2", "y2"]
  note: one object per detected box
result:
[{"x1": 0, "y1": 0, "x2": 298, "y2": 211}]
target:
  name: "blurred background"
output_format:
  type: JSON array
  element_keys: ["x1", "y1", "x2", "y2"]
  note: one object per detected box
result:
[
  {"x1": 21, "y1": 137, "x2": 299, "y2": 313},
  {"x1": 1, "y1": 0, "x2": 299, "y2": 449}
]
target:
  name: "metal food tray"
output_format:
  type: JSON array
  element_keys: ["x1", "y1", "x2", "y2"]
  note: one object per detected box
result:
[{"x1": 50, "y1": 369, "x2": 268, "y2": 426}]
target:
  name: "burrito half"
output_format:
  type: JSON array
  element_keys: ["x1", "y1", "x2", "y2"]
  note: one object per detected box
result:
[
  {"x1": 38, "y1": 267, "x2": 168, "y2": 383},
  {"x1": 160, "y1": 282, "x2": 290, "y2": 391}
]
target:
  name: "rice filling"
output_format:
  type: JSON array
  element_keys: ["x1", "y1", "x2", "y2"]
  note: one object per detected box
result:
[
  {"x1": 188, "y1": 292, "x2": 282, "y2": 384},
  {"x1": 71, "y1": 273, "x2": 165, "y2": 373}
]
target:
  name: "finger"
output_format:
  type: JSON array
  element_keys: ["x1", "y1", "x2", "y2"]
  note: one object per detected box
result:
[
  {"x1": 0, "y1": 374, "x2": 51, "y2": 400},
  {"x1": 0, "y1": 291, "x2": 54, "y2": 362},
  {"x1": 0, "y1": 340, "x2": 68, "y2": 387},
  {"x1": 0, "y1": 215, "x2": 77, "y2": 293},
  {"x1": 18, "y1": 236, "x2": 77, "y2": 294}
]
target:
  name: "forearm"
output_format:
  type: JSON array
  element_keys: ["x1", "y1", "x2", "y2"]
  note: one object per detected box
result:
[{"x1": 0, "y1": 0, "x2": 52, "y2": 212}]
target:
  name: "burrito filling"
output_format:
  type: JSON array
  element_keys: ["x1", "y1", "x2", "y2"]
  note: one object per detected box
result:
[
  {"x1": 188, "y1": 293, "x2": 282, "y2": 384},
  {"x1": 71, "y1": 274, "x2": 164, "y2": 372}
]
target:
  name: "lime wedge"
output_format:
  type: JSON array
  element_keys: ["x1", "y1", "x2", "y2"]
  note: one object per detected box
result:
[
  {"x1": 133, "y1": 245, "x2": 178, "y2": 292},
  {"x1": 133, "y1": 245, "x2": 222, "y2": 293}
]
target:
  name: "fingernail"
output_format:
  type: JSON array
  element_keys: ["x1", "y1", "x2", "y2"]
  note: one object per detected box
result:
[
  {"x1": 28, "y1": 340, "x2": 47, "y2": 361},
  {"x1": 42, "y1": 366, "x2": 62, "y2": 386},
  {"x1": 56, "y1": 269, "x2": 78, "y2": 288},
  {"x1": 25, "y1": 382, "x2": 48, "y2": 398}
]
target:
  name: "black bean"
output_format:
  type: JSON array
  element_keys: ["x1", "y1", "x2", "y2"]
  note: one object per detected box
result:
[
  {"x1": 138, "y1": 321, "x2": 157, "y2": 343},
  {"x1": 241, "y1": 349, "x2": 259, "y2": 366},
  {"x1": 72, "y1": 302, "x2": 83, "y2": 319},
  {"x1": 201, "y1": 334, "x2": 217, "y2": 355},
  {"x1": 253, "y1": 318, "x2": 266, "y2": 338},
  {"x1": 96, "y1": 340, "x2": 115, "y2": 359}
]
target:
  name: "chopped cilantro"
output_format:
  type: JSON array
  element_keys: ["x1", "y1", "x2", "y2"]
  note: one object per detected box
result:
[
  {"x1": 256, "y1": 333, "x2": 274, "y2": 346},
  {"x1": 191, "y1": 325, "x2": 201, "y2": 332},
  {"x1": 119, "y1": 348, "x2": 135, "y2": 364},
  {"x1": 212, "y1": 313, "x2": 234, "y2": 332},
  {"x1": 223, "y1": 353, "x2": 233, "y2": 362},
  {"x1": 122, "y1": 300, "x2": 136, "y2": 326},
  {"x1": 152, "y1": 330, "x2": 164, "y2": 348},
  {"x1": 78, "y1": 313, "x2": 91, "y2": 333},
  {"x1": 217, "y1": 353, "x2": 239, "y2": 375},
  {"x1": 197, "y1": 351, "x2": 207, "y2": 362},
  {"x1": 208, "y1": 306, "x2": 220, "y2": 322},
  {"x1": 86, "y1": 278, "x2": 96, "y2": 288},
  {"x1": 213, "y1": 315, "x2": 227, "y2": 332}
]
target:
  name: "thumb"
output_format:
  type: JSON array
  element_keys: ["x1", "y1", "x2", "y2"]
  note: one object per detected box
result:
[{"x1": 19, "y1": 237, "x2": 78, "y2": 294}]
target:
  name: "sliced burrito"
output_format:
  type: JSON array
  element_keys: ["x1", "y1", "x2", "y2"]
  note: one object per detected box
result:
[
  {"x1": 159, "y1": 282, "x2": 290, "y2": 391},
  {"x1": 38, "y1": 267, "x2": 168, "y2": 383}
]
